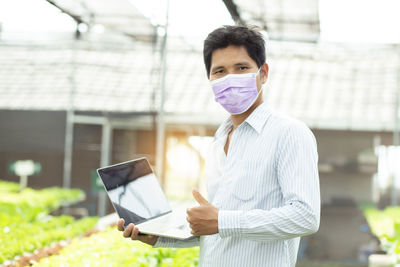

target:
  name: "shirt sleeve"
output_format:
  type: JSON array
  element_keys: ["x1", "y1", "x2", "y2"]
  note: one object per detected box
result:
[
  {"x1": 152, "y1": 236, "x2": 200, "y2": 248},
  {"x1": 218, "y1": 121, "x2": 321, "y2": 242}
]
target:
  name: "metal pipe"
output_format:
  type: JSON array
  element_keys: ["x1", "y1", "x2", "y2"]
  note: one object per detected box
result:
[
  {"x1": 63, "y1": 110, "x2": 74, "y2": 189},
  {"x1": 99, "y1": 118, "x2": 113, "y2": 216},
  {"x1": 391, "y1": 44, "x2": 400, "y2": 206},
  {"x1": 155, "y1": 0, "x2": 170, "y2": 187},
  {"x1": 62, "y1": 36, "x2": 77, "y2": 190},
  {"x1": 394, "y1": 44, "x2": 400, "y2": 147}
]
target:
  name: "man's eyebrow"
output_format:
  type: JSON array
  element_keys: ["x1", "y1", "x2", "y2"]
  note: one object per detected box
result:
[
  {"x1": 211, "y1": 62, "x2": 251, "y2": 72},
  {"x1": 210, "y1": 65, "x2": 225, "y2": 72},
  {"x1": 234, "y1": 62, "x2": 251, "y2": 66}
]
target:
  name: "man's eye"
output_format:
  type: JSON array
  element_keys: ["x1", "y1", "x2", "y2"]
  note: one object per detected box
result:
[
  {"x1": 239, "y1": 66, "x2": 248, "y2": 70},
  {"x1": 214, "y1": 70, "x2": 223, "y2": 74}
]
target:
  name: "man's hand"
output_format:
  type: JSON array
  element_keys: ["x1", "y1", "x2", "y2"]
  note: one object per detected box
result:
[
  {"x1": 187, "y1": 189, "x2": 219, "y2": 236},
  {"x1": 117, "y1": 218, "x2": 158, "y2": 246}
]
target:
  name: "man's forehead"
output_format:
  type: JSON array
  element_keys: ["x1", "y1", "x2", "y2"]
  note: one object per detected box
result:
[{"x1": 210, "y1": 45, "x2": 257, "y2": 68}]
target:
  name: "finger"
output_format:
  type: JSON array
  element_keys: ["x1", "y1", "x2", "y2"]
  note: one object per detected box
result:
[
  {"x1": 190, "y1": 221, "x2": 199, "y2": 229},
  {"x1": 123, "y1": 223, "x2": 133, "y2": 238},
  {"x1": 117, "y1": 219, "x2": 125, "y2": 231},
  {"x1": 131, "y1": 226, "x2": 140, "y2": 240},
  {"x1": 191, "y1": 230, "x2": 199, "y2": 236},
  {"x1": 186, "y1": 208, "x2": 194, "y2": 217},
  {"x1": 188, "y1": 206, "x2": 210, "y2": 220},
  {"x1": 186, "y1": 216, "x2": 192, "y2": 223},
  {"x1": 192, "y1": 189, "x2": 208, "y2": 205}
]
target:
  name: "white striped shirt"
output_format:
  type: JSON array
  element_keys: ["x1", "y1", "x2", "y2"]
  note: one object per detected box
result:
[{"x1": 154, "y1": 102, "x2": 321, "y2": 267}]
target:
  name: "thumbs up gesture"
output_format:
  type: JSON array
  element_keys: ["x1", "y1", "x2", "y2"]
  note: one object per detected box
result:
[{"x1": 186, "y1": 189, "x2": 219, "y2": 236}]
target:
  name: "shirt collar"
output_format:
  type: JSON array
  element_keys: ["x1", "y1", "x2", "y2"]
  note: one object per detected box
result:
[
  {"x1": 215, "y1": 116, "x2": 234, "y2": 140},
  {"x1": 244, "y1": 102, "x2": 272, "y2": 134},
  {"x1": 215, "y1": 102, "x2": 272, "y2": 138}
]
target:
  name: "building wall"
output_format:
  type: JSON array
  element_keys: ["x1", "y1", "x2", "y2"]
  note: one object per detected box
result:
[
  {"x1": 320, "y1": 172, "x2": 372, "y2": 204},
  {"x1": 0, "y1": 110, "x2": 66, "y2": 187},
  {"x1": 0, "y1": 110, "x2": 156, "y2": 216},
  {"x1": 311, "y1": 129, "x2": 392, "y2": 261}
]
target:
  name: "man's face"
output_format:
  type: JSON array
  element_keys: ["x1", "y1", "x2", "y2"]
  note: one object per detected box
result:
[{"x1": 208, "y1": 45, "x2": 268, "y2": 91}]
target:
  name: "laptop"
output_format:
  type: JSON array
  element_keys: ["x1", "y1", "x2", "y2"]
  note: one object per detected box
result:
[{"x1": 97, "y1": 157, "x2": 194, "y2": 240}]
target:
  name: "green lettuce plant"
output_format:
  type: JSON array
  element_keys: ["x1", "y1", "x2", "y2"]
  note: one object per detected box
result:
[
  {"x1": 33, "y1": 227, "x2": 199, "y2": 267},
  {"x1": 364, "y1": 207, "x2": 400, "y2": 264},
  {"x1": 0, "y1": 180, "x2": 97, "y2": 264}
]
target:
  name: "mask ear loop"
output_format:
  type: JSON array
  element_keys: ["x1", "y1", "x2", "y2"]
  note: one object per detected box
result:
[
  {"x1": 258, "y1": 67, "x2": 265, "y2": 93},
  {"x1": 255, "y1": 66, "x2": 268, "y2": 107}
]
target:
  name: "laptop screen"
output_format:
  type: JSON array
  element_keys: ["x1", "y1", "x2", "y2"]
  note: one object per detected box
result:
[{"x1": 97, "y1": 158, "x2": 172, "y2": 226}]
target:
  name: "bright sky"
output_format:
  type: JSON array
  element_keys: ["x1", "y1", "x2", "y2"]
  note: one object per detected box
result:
[
  {"x1": 0, "y1": 0, "x2": 75, "y2": 32},
  {"x1": 0, "y1": 0, "x2": 232, "y2": 45},
  {"x1": 0, "y1": 0, "x2": 400, "y2": 44},
  {"x1": 319, "y1": 0, "x2": 400, "y2": 43},
  {"x1": 129, "y1": 0, "x2": 232, "y2": 39}
]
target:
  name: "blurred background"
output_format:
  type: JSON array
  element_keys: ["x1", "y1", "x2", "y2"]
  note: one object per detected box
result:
[{"x1": 1, "y1": 0, "x2": 400, "y2": 266}]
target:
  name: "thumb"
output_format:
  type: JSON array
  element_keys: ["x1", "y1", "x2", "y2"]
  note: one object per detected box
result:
[{"x1": 192, "y1": 189, "x2": 209, "y2": 205}]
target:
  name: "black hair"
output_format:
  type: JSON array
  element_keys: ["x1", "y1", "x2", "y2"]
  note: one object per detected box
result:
[{"x1": 203, "y1": 25, "x2": 266, "y2": 76}]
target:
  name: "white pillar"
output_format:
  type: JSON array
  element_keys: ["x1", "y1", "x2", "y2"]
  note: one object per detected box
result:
[
  {"x1": 155, "y1": 0, "x2": 170, "y2": 187},
  {"x1": 98, "y1": 119, "x2": 112, "y2": 216}
]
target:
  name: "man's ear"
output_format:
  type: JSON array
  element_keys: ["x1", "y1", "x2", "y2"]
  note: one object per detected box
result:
[{"x1": 261, "y1": 63, "x2": 269, "y2": 84}]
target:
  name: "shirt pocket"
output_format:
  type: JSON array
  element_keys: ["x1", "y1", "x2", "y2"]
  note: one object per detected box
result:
[
  {"x1": 230, "y1": 169, "x2": 259, "y2": 202},
  {"x1": 229, "y1": 158, "x2": 270, "y2": 202},
  {"x1": 231, "y1": 179, "x2": 255, "y2": 201}
]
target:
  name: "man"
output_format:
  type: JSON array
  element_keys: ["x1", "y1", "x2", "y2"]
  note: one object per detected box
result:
[{"x1": 118, "y1": 25, "x2": 320, "y2": 267}]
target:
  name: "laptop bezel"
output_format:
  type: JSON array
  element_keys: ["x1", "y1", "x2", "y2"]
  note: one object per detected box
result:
[{"x1": 96, "y1": 157, "x2": 172, "y2": 226}]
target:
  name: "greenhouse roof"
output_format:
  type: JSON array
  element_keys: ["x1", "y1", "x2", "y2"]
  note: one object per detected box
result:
[
  {"x1": 44, "y1": 0, "x2": 156, "y2": 41},
  {"x1": 0, "y1": 38, "x2": 399, "y2": 131},
  {"x1": 228, "y1": 0, "x2": 320, "y2": 42}
]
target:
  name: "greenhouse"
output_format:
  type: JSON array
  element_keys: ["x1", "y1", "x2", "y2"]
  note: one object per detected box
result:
[{"x1": 1, "y1": 0, "x2": 400, "y2": 266}]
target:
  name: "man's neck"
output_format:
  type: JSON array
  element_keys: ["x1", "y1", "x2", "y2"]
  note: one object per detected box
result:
[{"x1": 230, "y1": 99, "x2": 263, "y2": 130}]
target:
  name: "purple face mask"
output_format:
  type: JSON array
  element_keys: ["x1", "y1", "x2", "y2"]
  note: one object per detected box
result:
[{"x1": 210, "y1": 68, "x2": 262, "y2": 114}]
